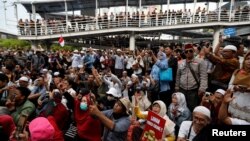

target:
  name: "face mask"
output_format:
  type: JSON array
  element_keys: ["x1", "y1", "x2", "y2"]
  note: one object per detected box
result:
[{"x1": 80, "y1": 102, "x2": 88, "y2": 111}]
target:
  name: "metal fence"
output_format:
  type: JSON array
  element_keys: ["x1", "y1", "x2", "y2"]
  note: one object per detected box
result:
[{"x1": 17, "y1": 11, "x2": 250, "y2": 36}]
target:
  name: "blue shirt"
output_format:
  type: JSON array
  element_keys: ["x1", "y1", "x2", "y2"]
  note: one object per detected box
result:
[
  {"x1": 102, "y1": 110, "x2": 130, "y2": 141},
  {"x1": 113, "y1": 55, "x2": 124, "y2": 69}
]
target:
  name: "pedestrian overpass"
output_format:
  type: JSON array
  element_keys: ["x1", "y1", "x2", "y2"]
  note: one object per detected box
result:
[{"x1": 16, "y1": 0, "x2": 250, "y2": 49}]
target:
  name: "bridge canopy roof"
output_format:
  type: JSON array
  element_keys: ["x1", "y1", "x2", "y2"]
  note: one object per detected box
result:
[{"x1": 19, "y1": 0, "x2": 248, "y2": 13}]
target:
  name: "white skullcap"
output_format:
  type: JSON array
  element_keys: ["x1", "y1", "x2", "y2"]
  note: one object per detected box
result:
[
  {"x1": 131, "y1": 74, "x2": 138, "y2": 78},
  {"x1": 42, "y1": 69, "x2": 48, "y2": 72},
  {"x1": 127, "y1": 81, "x2": 133, "y2": 86},
  {"x1": 19, "y1": 76, "x2": 29, "y2": 82},
  {"x1": 223, "y1": 45, "x2": 237, "y2": 52},
  {"x1": 54, "y1": 89, "x2": 60, "y2": 93},
  {"x1": 54, "y1": 72, "x2": 60, "y2": 76},
  {"x1": 215, "y1": 89, "x2": 226, "y2": 96},
  {"x1": 80, "y1": 50, "x2": 85, "y2": 54},
  {"x1": 193, "y1": 106, "x2": 211, "y2": 119},
  {"x1": 78, "y1": 65, "x2": 83, "y2": 68},
  {"x1": 106, "y1": 87, "x2": 120, "y2": 98},
  {"x1": 244, "y1": 47, "x2": 248, "y2": 53},
  {"x1": 73, "y1": 49, "x2": 79, "y2": 53},
  {"x1": 117, "y1": 49, "x2": 122, "y2": 52}
]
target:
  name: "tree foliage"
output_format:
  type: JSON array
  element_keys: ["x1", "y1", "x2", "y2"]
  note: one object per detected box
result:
[{"x1": 0, "y1": 39, "x2": 31, "y2": 50}]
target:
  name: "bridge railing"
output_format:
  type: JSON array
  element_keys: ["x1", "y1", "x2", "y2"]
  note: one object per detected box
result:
[{"x1": 17, "y1": 10, "x2": 250, "y2": 36}]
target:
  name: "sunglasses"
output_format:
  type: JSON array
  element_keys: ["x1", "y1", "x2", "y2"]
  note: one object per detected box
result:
[{"x1": 185, "y1": 50, "x2": 194, "y2": 54}]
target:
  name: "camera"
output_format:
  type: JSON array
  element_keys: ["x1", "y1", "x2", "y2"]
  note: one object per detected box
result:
[{"x1": 205, "y1": 92, "x2": 212, "y2": 97}]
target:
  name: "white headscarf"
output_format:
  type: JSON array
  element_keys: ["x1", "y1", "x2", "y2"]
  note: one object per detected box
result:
[{"x1": 169, "y1": 92, "x2": 188, "y2": 117}]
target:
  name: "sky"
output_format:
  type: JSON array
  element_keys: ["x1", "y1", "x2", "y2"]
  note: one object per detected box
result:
[{"x1": 0, "y1": 0, "x2": 221, "y2": 35}]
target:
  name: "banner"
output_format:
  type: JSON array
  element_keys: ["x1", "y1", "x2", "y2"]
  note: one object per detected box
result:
[{"x1": 141, "y1": 111, "x2": 166, "y2": 141}]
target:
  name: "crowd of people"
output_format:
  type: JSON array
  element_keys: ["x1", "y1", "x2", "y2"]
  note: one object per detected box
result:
[
  {"x1": 18, "y1": 6, "x2": 250, "y2": 35},
  {"x1": 0, "y1": 37, "x2": 249, "y2": 141}
]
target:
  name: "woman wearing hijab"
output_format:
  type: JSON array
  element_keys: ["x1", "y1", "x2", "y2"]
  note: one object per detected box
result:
[
  {"x1": 168, "y1": 92, "x2": 191, "y2": 136},
  {"x1": 150, "y1": 50, "x2": 171, "y2": 105},
  {"x1": 134, "y1": 100, "x2": 176, "y2": 141},
  {"x1": 63, "y1": 88, "x2": 102, "y2": 141},
  {"x1": 219, "y1": 51, "x2": 250, "y2": 125}
]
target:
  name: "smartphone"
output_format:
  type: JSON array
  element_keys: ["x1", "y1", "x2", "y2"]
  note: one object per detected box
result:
[
  {"x1": 90, "y1": 96, "x2": 95, "y2": 105},
  {"x1": 205, "y1": 92, "x2": 212, "y2": 97},
  {"x1": 15, "y1": 114, "x2": 28, "y2": 140}
]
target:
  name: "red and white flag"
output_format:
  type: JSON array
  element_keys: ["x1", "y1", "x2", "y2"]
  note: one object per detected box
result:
[{"x1": 58, "y1": 36, "x2": 65, "y2": 47}]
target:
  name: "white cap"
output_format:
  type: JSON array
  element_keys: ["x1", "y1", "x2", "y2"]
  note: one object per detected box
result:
[
  {"x1": 127, "y1": 81, "x2": 133, "y2": 86},
  {"x1": 42, "y1": 69, "x2": 48, "y2": 72},
  {"x1": 223, "y1": 45, "x2": 237, "y2": 52},
  {"x1": 73, "y1": 49, "x2": 79, "y2": 53},
  {"x1": 78, "y1": 65, "x2": 83, "y2": 68},
  {"x1": 19, "y1": 76, "x2": 29, "y2": 82},
  {"x1": 215, "y1": 89, "x2": 226, "y2": 96},
  {"x1": 193, "y1": 106, "x2": 211, "y2": 119},
  {"x1": 80, "y1": 50, "x2": 85, "y2": 54},
  {"x1": 244, "y1": 47, "x2": 248, "y2": 53},
  {"x1": 117, "y1": 49, "x2": 122, "y2": 52},
  {"x1": 54, "y1": 89, "x2": 60, "y2": 93},
  {"x1": 54, "y1": 72, "x2": 60, "y2": 76},
  {"x1": 131, "y1": 74, "x2": 138, "y2": 78},
  {"x1": 106, "y1": 87, "x2": 120, "y2": 98}
]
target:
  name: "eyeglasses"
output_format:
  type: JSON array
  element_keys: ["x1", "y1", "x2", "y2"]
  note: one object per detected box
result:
[{"x1": 185, "y1": 50, "x2": 194, "y2": 54}]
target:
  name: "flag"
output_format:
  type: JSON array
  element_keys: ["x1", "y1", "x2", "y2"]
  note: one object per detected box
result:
[{"x1": 58, "y1": 36, "x2": 64, "y2": 47}]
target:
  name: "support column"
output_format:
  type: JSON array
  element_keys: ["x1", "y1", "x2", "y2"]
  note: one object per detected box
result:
[
  {"x1": 193, "y1": 0, "x2": 197, "y2": 23},
  {"x1": 31, "y1": 4, "x2": 37, "y2": 36},
  {"x1": 184, "y1": 0, "x2": 186, "y2": 10},
  {"x1": 129, "y1": 32, "x2": 135, "y2": 50},
  {"x1": 229, "y1": 0, "x2": 235, "y2": 22},
  {"x1": 14, "y1": 3, "x2": 19, "y2": 34},
  {"x1": 3, "y1": 0, "x2": 7, "y2": 25},
  {"x1": 95, "y1": 0, "x2": 98, "y2": 28},
  {"x1": 65, "y1": 0, "x2": 68, "y2": 32},
  {"x1": 218, "y1": 0, "x2": 223, "y2": 21},
  {"x1": 14, "y1": 3, "x2": 18, "y2": 22},
  {"x1": 212, "y1": 27, "x2": 222, "y2": 51},
  {"x1": 206, "y1": 1, "x2": 209, "y2": 13},
  {"x1": 139, "y1": 0, "x2": 142, "y2": 27},
  {"x1": 166, "y1": 0, "x2": 170, "y2": 25},
  {"x1": 126, "y1": 0, "x2": 128, "y2": 27}
]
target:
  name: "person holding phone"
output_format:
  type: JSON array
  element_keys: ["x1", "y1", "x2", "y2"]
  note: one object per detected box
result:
[
  {"x1": 6, "y1": 87, "x2": 35, "y2": 125},
  {"x1": 200, "y1": 89, "x2": 225, "y2": 124},
  {"x1": 89, "y1": 97, "x2": 131, "y2": 141},
  {"x1": 63, "y1": 88, "x2": 102, "y2": 141},
  {"x1": 219, "y1": 51, "x2": 250, "y2": 125},
  {"x1": 204, "y1": 37, "x2": 239, "y2": 93}
]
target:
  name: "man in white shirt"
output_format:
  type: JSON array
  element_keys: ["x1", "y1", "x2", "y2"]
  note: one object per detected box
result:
[{"x1": 177, "y1": 106, "x2": 211, "y2": 141}]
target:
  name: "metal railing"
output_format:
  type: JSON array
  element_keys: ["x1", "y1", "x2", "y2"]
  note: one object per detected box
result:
[{"x1": 17, "y1": 11, "x2": 250, "y2": 36}]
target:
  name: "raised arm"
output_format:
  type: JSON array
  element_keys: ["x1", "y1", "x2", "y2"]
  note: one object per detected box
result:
[{"x1": 218, "y1": 90, "x2": 234, "y2": 125}]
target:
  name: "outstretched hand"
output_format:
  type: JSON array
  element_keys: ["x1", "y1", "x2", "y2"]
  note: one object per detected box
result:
[
  {"x1": 89, "y1": 104, "x2": 100, "y2": 116},
  {"x1": 223, "y1": 89, "x2": 235, "y2": 104}
]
